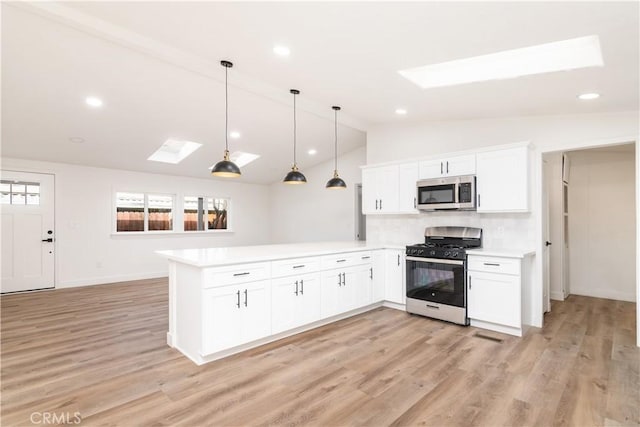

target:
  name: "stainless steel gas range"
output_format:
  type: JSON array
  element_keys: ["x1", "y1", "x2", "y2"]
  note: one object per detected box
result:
[{"x1": 405, "y1": 226, "x2": 482, "y2": 326}]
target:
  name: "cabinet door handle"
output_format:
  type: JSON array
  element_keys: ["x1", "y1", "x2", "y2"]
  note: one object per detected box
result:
[
  {"x1": 236, "y1": 290, "x2": 241, "y2": 308},
  {"x1": 380, "y1": 199, "x2": 382, "y2": 210},
  {"x1": 440, "y1": 162, "x2": 443, "y2": 174},
  {"x1": 369, "y1": 267, "x2": 373, "y2": 280},
  {"x1": 468, "y1": 276, "x2": 472, "y2": 290},
  {"x1": 233, "y1": 272, "x2": 250, "y2": 277},
  {"x1": 295, "y1": 280, "x2": 299, "y2": 296},
  {"x1": 484, "y1": 263, "x2": 500, "y2": 267},
  {"x1": 300, "y1": 279, "x2": 304, "y2": 295},
  {"x1": 338, "y1": 273, "x2": 342, "y2": 286},
  {"x1": 293, "y1": 265, "x2": 305, "y2": 269},
  {"x1": 342, "y1": 272, "x2": 346, "y2": 286},
  {"x1": 375, "y1": 199, "x2": 378, "y2": 210},
  {"x1": 414, "y1": 197, "x2": 416, "y2": 209},
  {"x1": 446, "y1": 161, "x2": 449, "y2": 174},
  {"x1": 244, "y1": 289, "x2": 248, "y2": 307},
  {"x1": 398, "y1": 254, "x2": 400, "y2": 266},
  {"x1": 477, "y1": 194, "x2": 481, "y2": 207}
]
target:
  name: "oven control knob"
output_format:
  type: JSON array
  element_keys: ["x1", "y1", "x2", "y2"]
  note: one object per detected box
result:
[
  {"x1": 452, "y1": 251, "x2": 459, "y2": 258},
  {"x1": 444, "y1": 251, "x2": 451, "y2": 257},
  {"x1": 418, "y1": 249, "x2": 424, "y2": 255},
  {"x1": 430, "y1": 250, "x2": 436, "y2": 256}
]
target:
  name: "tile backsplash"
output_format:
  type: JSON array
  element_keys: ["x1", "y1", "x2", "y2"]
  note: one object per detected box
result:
[{"x1": 367, "y1": 211, "x2": 536, "y2": 250}]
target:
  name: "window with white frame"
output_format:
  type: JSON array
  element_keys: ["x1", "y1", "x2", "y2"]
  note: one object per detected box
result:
[
  {"x1": 116, "y1": 192, "x2": 174, "y2": 232},
  {"x1": 184, "y1": 196, "x2": 230, "y2": 231}
]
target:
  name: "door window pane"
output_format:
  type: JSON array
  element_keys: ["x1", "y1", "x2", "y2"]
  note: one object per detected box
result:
[
  {"x1": 116, "y1": 192, "x2": 144, "y2": 232},
  {"x1": 0, "y1": 180, "x2": 40, "y2": 205},
  {"x1": 148, "y1": 194, "x2": 173, "y2": 231}
]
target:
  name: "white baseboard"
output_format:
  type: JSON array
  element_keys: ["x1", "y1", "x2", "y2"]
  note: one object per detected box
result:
[
  {"x1": 382, "y1": 301, "x2": 406, "y2": 311},
  {"x1": 57, "y1": 271, "x2": 168, "y2": 289},
  {"x1": 569, "y1": 287, "x2": 636, "y2": 302},
  {"x1": 550, "y1": 291, "x2": 565, "y2": 301}
]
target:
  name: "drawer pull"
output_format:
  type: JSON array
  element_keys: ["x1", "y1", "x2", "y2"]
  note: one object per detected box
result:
[
  {"x1": 233, "y1": 272, "x2": 251, "y2": 277},
  {"x1": 426, "y1": 304, "x2": 440, "y2": 310},
  {"x1": 293, "y1": 265, "x2": 305, "y2": 269},
  {"x1": 336, "y1": 259, "x2": 347, "y2": 263},
  {"x1": 483, "y1": 263, "x2": 500, "y2": 267},
  {"x1": 361, "y1": 256, "x2": 370, "y2": 260}
]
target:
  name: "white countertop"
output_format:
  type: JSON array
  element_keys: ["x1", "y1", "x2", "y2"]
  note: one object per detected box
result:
[
  {"x1": 466, "y1": 248, "x2": 535, "y2": 259},
  {"x1": 157, "y1": 241, "x2": 405, "y2": 268}
]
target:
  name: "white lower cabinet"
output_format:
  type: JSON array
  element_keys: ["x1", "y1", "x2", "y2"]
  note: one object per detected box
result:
[
  {"x1": 467, "y1": 254, "x2": 527, "y2": 336},
  {"x1": 271, "y1": 272, "x2": 321, "y2": 334},
  {"x1": 384, "y1": 249, "x2": 405, "y2": 305},
  {"x1": 202, "y1": 280, "x2": 271, "y2": 355},
  {"x1": 372, "y1": 251, "x2": 386, "y2": 302},
  {"x1": 321, "y1": 267, "x2": 360, "y2": 318}
]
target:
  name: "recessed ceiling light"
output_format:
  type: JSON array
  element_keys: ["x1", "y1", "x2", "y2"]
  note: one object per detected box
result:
[
  {"x1": 229, "y1": 131, "x2": 241, "y2": 139},
  {"x1": 399, "y1": 35, "x2": 604, "y2": 89},
  {"x1": 577, "y1": 92, "x2": 600, "y2": 100},
  {"x1": 395, "y1": 108, "x2": 408, "y2": 115},
  {"x1": 85, "y1": 96, "x2": 103, "y2": 108},
  {"x1": 148, "y1": 139, "x2": 202, "y2": 164},
  {"x1": 308, "y1": 149, "x2": 317, "y2": 155},
  {"x1": 69, "y1": 137, "x2": 85, "y2": 144},
  {"x1": 273, "y1": 45, "x2": 291, "y2": 56}
]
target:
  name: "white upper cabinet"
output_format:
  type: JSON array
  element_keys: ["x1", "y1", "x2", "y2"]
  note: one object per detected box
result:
[
  {"x1": 419, "y1": 154, "x2": 476, "y2": 179},
  {"x1": 398, "y1": 162, "x2": 419, "y2": 213},
  {"x1": 362, "y1": 165, "x2": 400, "y2": 214},
  {"x1": 476, "y1": 146, "x2": 530, "y2": 212},
  {"x1": 363, "y1": 163, "x2": 418, "y2": 215}
]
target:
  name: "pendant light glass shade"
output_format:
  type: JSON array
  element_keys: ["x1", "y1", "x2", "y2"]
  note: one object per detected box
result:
[
  {"x1": 212, "y1": 60, "x2": 241, "y2": 178},
  {"x1": 283, "y1": 89, "x2": 307, "y2": 184},
  {"x1": 326, "y1": 106, "x2": 347, "y2": 189}
]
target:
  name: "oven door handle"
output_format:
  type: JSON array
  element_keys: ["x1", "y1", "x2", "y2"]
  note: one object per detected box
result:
[{"x1": 406, "y1": 256, "x2": 464, "y2": 266}]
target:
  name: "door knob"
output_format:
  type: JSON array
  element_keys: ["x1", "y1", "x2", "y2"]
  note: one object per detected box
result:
[
  {"x1": 41, "y1": 238, "x2": 53, "y2": 243},
  {"x1": 545, "y1": 241, "x2": 552, "y2": 246}
]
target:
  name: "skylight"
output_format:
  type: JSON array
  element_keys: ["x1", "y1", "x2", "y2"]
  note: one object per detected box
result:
[
  {"x1": 148, "y1": 139, "x2": 202, "y2": 164},
  {"x1": 229, "y1": 152, "x2": 260, "y2": 167},
  {"x1": 398, "y1": 35, "x2": 604, "y2": 89},
  {"x1": 208, "y1": 152, "x2": 260, "y2": 170}
]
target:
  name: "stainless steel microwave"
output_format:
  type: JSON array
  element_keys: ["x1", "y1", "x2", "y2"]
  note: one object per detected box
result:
[{"x1": 416, "y1": 175, "x2": 476, "y2": 211}]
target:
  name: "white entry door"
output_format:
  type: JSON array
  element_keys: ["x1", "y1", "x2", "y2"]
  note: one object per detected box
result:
[{"x1": 1, "y1": 171, "x2": 55, "y2": 293}]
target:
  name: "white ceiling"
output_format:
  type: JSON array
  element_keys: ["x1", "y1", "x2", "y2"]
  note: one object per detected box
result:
[{"x1": 2, "y1": 1, "x2": 638, "y2": 184}]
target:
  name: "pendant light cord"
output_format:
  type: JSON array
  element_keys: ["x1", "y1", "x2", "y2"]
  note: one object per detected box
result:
[
  {"x1": 293, "y1": 92, "x2": 297, "y2": 166},
  {"x1": 334, "y1": 108, "x2": 338, "y2": 171},
  {"x1": 225, "y1": 65, "x2": 229, "y2": 152}
]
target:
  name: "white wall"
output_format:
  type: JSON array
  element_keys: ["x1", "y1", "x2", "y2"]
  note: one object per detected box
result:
[
  {"x1": 1, "y1": 157, "x2": 270, "y2": 288},
  {"x1": 567, "y1": 148, "x2": 636, "y2": 302},
  {"x1": 268, "y1": 147, "x2": 366, "y2": 243},
  {"x1": 366, "y1": 110, "x2": 639, "y2": 328}
]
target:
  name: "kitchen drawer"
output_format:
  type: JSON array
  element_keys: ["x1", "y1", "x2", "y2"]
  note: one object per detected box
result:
[
  {"x1": 467, "y1": 256, "x2": 520, "y2": 276},
  {"x1": 321, "y1": 251, "x2": 372, "y2": 270},
  {"x1": 271, "y1": 257, "x2": 320, "y2": 278},
  {"x1": 203, "y1": 262, "x2": 271, "y2": 288}
]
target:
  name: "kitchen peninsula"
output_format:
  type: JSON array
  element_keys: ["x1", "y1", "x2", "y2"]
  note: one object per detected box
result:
[{"x1": 157, "y1": 242, "x2": 405, "y2": 365}]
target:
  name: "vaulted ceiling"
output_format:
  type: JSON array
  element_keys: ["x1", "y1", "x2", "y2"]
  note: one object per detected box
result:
[{"x1": 2, "y1": 2, "x2": 638, "y2": 183}]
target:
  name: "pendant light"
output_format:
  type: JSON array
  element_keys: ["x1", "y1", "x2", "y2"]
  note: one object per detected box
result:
[
  {"x1": 283, "y1": 89, "x2": 307, "y2": 184},
  {"x1": 326, "y1": 106, "x2": 347, "y2": 189},
  {"x1": 211, "y1": 60, "x2": 241, "y2": 178}
]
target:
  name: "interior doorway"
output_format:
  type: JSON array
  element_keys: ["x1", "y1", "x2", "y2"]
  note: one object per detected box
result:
[
  {"x1": 355, "y1": 184, "x2": 366, "y2": 241},
  {"x1": 1, "y1": 170, "x2": 55, "y2": 293},
  {"x1": 543, "y1": 143, "x2": 636, "y2": 308}
]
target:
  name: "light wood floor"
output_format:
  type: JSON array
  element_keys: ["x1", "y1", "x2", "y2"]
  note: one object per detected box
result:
[{"x1": 1, "y1": 278, "x2": 638, "y2": 426}]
